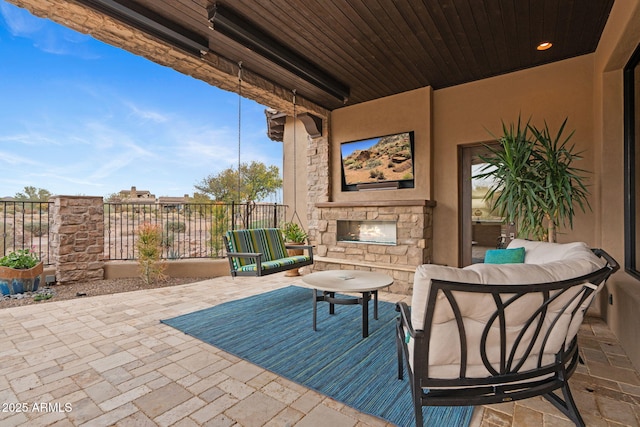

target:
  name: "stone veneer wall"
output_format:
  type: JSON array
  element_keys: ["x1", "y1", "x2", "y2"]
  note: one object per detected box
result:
[
  {"x1": 302, "y1": 124, "x2": 434, "y2": 295},
  {"x1": 50, "y1": 196, "x2": 104, "y2": 284},
  {"x1": 305, "y1": 127, "x2": 331, "y2": 245},
  {"x1": 313, "y1": 200, "x2": 435, "y2": 294}
]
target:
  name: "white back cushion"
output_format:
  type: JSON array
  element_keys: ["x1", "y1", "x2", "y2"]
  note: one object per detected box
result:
[
  {"x1": 507, "y1": 239, "x2": 604, "y2": 266},
  {"x1": 409, "y1": 240, "x2": 606, "y2": 378}
]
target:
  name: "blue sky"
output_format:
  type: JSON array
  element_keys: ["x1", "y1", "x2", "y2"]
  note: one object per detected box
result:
[
  {"x1": 0, "y1": 0, "x2": 282, "y2": 200},
  {"x1": 339, "y1": 138, "x2": 379, "y2": 158}
]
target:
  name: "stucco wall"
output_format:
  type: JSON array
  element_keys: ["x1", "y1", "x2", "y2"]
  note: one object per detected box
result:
[
  {"x1": 282, "y1": 116, "x2": 310, "y2": 232},
  {"x1": 593, "y1": 0, "x2": 640, "y2": 372},
  {"x1": 432, "y1": 56, "x2": 597, "y2": 266}
]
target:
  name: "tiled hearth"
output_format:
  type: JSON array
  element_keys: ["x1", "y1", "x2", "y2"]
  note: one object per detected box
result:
[{"x1": 314, "y1": 200, "x2": 435, "y2": 294}]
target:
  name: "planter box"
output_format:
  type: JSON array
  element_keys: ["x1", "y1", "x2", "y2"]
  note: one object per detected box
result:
[
  {"x1": 285, "y1": 246, "x2": 304, "y2": 277},
  {"x1": 0, "y1": 262, "x2": 44, "y2": 295}
]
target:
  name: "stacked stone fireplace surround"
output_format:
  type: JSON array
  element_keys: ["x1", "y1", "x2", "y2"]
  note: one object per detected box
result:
[
  {"x1": 313, "y1": 200, "x2": 435, "y2": 295},
  {"x1": 301, "y1": 130, "x2": 436, "y2": 295}
]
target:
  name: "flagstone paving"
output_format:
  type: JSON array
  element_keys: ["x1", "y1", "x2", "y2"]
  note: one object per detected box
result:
[{"x1": 0, "y1": 273, "x2": 638, "y2": 426}]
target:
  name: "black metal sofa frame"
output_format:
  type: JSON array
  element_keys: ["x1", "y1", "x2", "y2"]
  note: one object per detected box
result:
[{"x1": 395, "y1": 249, "x2": 619, "y2": 427}]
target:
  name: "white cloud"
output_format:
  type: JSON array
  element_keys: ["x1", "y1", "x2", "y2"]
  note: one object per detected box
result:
[
  {"x1": 174, "y1": 128, "x2": 241, "y2": 166},
  {"x1": 33, "y1": 171, "x2": 103, "y2": 188},
  {"x1": 126, "y1": 102, "x2": 169, "y2": 123},
  {"x1": 0, "y1": 2, "x2": 44, "y2": 36},
  {"x1": 89, "y1": 155, "x2": 137, "y2": 180},
  {"x1": 0, "y1": 2, "x2": 99, "y2": 58},
  {"x1": 0, "y1": 150, "x2": 40, "y2": 166},
  {"x1": 0, "y1": 131, "x2": 63, "y2": 147}
]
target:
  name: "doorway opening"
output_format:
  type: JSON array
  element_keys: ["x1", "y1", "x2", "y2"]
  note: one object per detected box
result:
[{"x1": 459, "y1": 143, "x2": 513, "y2": 266}]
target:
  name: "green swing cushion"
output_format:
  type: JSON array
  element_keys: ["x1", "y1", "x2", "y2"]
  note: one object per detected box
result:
[{"x1": 225, "y1": 228, "x2": 291, "y2": 270}]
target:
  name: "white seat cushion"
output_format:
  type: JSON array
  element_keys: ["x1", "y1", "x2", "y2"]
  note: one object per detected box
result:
[{"x1": 408, "y1": 240, "x2": 605, "y2": 379}]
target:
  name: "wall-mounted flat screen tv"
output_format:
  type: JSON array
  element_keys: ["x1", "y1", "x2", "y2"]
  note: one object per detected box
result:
[{"x1": 340, "y1": 131, "x2": 415, "y2": 191}]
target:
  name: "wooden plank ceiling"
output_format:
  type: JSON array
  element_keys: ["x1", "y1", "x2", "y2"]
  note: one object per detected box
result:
[{"x1": 77, "y1": 0, "x2": 615, "y2": 110}]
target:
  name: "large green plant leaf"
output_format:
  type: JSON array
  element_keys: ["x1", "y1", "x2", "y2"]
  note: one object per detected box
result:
[
  {"x1": 528, "y1": 118, "x2": 591, "y2": 232},
  {"x1": 474, "y1": 116, "x2": 591, "y2": 241}
]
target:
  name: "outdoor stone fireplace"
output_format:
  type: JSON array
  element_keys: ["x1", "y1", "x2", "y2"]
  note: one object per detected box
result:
[
  {"x1": 313, "y1": 200, "x2": 435, "y2": 294},
  {"x1": 336, "y1": 220, "x2": 397, "y2": 245}
]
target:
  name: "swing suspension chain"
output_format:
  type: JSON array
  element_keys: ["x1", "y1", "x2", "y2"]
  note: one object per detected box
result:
[
  {"x1": 237, "y1": 62, "x2": 242, "y2": 203},
  {"x1": 290, "y1": 89, "x2": 305, "y2": 237},
  {"x1": 292, "y1": 89, "x2": 297, "y2": 220}
]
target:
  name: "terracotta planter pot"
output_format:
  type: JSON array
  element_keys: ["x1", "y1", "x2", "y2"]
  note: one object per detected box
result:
[
  {"x1": 0, "y1": 262, "x2": 44, "y2": 295},
  {"x1": 285, "y1": 245, "x2": 304, "y2": 277}
]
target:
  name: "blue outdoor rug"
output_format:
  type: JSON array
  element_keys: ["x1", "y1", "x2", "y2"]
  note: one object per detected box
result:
[{"x1": 161, "y1": 286, "x2": 473, "y2": 427}]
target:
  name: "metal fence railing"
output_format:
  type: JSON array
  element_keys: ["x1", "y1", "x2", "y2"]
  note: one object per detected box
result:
[
  {"x1": 104, "y1": 202, "x2": 287, "y2": 260},
  {"x1": 0, "y1": 201, "x2": 53, "y2": 265},
  {"x1": 0, "y1": 200, "x2": 287, "y2": 264}
]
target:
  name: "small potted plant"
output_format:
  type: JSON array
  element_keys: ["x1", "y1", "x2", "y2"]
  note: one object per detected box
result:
[
  {"x1": 281, "y1": 222, "x2": 308, "y2": 276},
  {"x1": 281, "y1": 222, "x2": 308, "y2": 245},
  {"x1": 0, "y1": 248, "x2": 44, "y2": 295}
]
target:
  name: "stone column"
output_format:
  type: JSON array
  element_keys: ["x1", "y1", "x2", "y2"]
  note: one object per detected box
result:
[
  {"x1": 306, "y1": 117, "x2": 331, "y2": 246},
  {"x1": 50, "y1": 196, "x2": 104, "y2": 284}
]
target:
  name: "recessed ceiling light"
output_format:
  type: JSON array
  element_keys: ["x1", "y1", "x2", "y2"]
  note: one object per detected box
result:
[{"x1": 537, "y1": 42, "x2": 553, "y2": 51}]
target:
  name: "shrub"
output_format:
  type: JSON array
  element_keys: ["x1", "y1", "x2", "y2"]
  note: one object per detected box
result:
[
  {"x1": 136, "y1": 222, "x2": 166, "y2": 285},
  {"x1": 167, "y1": 249, "x2": 182, "y2": 260},
  {"x1": 162, "y1": 232, "x2": 175, "y2": 248},
  {"x1": 369, "y1": 169, "x2": 385, "y2": 180},
  {"x1": 208, "y1": 204, "x2": 229, "y2": 257},
  {"x1": 25, "y1": 222, "x2": 49, "y2": 237},
  {"x1": 0, "y1": 225, "x2": 13, "y2": 257},
  {"x1": 366, "y1": 159, "x2": 382, "y2": 169},
  {"x1": 165, "y1": 221, "x2": 186, "y2": 233}
]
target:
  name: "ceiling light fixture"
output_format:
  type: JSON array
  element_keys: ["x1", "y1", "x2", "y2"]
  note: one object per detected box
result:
[
  {"x1": 208, "y1": 3, "x2": 350, "y2": 103},
  {"x1": 537, "y1": 42, "x2": 553, "y2": 51},
  {"x1": 78, "y1": 0, "x2": 209, "y2": 57}
]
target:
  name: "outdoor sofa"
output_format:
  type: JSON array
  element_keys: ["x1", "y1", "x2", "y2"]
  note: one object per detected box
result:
[{"x1": 396, "y1": 239, "x2": 619, "y2": 426}]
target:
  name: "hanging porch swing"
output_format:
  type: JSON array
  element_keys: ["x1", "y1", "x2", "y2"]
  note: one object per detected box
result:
[{"x1": 223, "y1": 64, "x2": 313, "y2": 277}]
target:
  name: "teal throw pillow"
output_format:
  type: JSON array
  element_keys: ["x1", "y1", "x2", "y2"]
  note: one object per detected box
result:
[{"x1": 484, "y1": 247, "x2": 525, "y2": 264}]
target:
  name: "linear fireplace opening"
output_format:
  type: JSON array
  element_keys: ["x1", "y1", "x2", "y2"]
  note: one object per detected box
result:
[{"x1": 337, "y1": 220, "x2": 397, "y2": 245}]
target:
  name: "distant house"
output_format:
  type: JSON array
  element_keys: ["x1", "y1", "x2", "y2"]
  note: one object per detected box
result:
[
  {"x1": 118, "y1": 186, "x2": 156, "y2": 205},
  {"x1": 113, "y1": 187, "x2": 189, "y2": 210},
  {"x1": 158, "y1": 195, "x2": 189, "y2": 211}
]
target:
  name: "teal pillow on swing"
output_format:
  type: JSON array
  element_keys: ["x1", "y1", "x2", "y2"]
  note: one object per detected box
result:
[{"x1": 484, "y1": 247, "x2": 525, "y2": 264}]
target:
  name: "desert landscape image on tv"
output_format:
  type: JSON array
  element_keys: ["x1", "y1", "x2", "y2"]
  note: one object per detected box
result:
[{"x1": 340, "y1": 132, "x2": 413, "y2": 185}]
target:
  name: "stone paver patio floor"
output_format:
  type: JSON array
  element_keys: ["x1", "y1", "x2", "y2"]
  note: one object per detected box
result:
[{"x1": 0, "y1": 273, "x2": 638, "y2": 426}]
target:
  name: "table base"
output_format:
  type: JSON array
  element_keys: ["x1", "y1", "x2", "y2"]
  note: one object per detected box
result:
[{"x1": 312, "y1": 289, "x2": 379, "y2": 338}]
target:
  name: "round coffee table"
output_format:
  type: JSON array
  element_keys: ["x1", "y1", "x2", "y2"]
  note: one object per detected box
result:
[{"x1": 300, "y1": 270, "x2": 393, "y2": 338}]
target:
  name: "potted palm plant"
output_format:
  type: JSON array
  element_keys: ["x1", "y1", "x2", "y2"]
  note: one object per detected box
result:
[
  {"x1": 281, "y1": 222, "x2": 308, "y2": 276},
  {"x1": 474, "y1": 116, "x2": 590, "y2": 242},
  {"x1": 0, "y1": 248, "x2": 43, "y2": 295}
]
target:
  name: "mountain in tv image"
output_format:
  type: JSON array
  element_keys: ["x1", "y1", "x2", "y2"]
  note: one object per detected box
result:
[{"x1": 341, "y1": 132, "x2": 413, "y2": 185}]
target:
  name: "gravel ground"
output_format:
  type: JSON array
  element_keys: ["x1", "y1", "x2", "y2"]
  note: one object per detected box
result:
[{"x1": 0, "y1": 277, "x2": 201, "y2": 309}]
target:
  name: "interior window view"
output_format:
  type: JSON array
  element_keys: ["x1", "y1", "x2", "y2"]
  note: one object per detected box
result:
[
  {"x1": 470, "y1": 162, "x2": 506, "y2": 263},
  {"x1": 1, "y1": 1, "x2": 640, "y2": 427}
]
